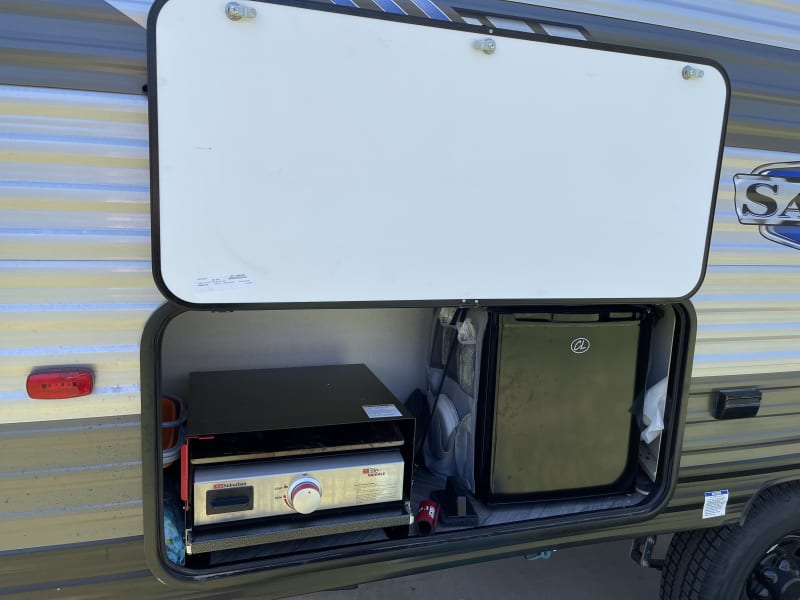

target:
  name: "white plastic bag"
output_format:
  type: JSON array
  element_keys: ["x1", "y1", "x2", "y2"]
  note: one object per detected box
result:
[
  {"x1": 457, "y1": 318, "x2": 477, "y2": 394},
  {"x1": 641, "y1": 377, "x2": 668, "y2": 444}
]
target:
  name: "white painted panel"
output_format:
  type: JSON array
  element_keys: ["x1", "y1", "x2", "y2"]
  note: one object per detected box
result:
[{"x1": 152, "y1": 0, "x2": 727, "y2": 305}]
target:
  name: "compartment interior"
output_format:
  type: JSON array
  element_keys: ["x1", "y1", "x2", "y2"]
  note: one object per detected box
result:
[{"x1": 153, "y1": 304, "x2": 682, "y2": 571}]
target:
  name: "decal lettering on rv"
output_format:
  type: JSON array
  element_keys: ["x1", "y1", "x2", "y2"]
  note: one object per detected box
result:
[
  {"x1": 734, "y1": 177, "x2": 800, "y2": 224},
  {"x1": 734, "y1": 162, "x2": 800, "y2": 249}
]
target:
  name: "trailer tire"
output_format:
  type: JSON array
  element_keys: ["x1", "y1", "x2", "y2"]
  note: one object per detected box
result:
[{"x1": 660, "y1": 481, "x2": 800, "y2": 600}]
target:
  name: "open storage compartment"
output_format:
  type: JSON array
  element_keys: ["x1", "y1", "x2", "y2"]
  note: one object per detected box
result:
[
  {"x1": 142, "y1": 302, "x2": 693, "y2": 581},
  {"x1": 143, "y1": 0, "x2": 727, "y2": 590}
]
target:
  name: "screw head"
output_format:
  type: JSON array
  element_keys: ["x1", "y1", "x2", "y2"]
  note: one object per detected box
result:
[
  {"x1": 474, "y1": 38, "x2": 497, "y2": 55},
  {"x1": 226, "y1": 2, "x2": 243, "y2": 20},
  {"x1": 682, "y1": 65, "x2": 705, "y2": 80}
]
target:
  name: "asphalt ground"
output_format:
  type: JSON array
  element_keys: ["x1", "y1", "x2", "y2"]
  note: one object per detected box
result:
[{"x1": 293, "y1": 539, "x2": 664, "y2": 600}]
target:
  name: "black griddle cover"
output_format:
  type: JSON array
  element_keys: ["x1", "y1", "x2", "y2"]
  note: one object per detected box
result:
[{"x1": 187, "y1": 364, "x2": 409, "y2": 437}]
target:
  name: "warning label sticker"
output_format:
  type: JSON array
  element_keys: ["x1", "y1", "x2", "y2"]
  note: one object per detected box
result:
[
  {"x1": 355, "y1": 480, "x2": 398, "y2": 504},
  {"x1": 196, "y1": 273, "x2": 254, "y2": 292},
  {"x1": 702, "y1": 490, "x2": 729, "y2": 519}
]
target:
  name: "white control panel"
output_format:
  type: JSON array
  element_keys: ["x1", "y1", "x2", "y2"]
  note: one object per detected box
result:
[{"x1": 193, "y1": 451, "x2": 405, "y2": 526}]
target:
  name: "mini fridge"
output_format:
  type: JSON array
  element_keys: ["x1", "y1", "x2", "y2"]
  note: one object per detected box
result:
[{"x1": 476, "y1": 309, "x2": 647, "y2": 501}]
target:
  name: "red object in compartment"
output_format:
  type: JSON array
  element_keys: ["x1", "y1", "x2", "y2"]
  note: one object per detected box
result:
[
  {"x1": 26, "y1": 370, "x2": 93, "y2": 399},
  {"x1": 162, "y1": 396, "x2": 179, "y2": 450},
  {"x1": 180, "y1": 443, "x2": 189, "y2": 504},
  {"x1": 179, "y1": 436, "x2": 213, "y2": 506},
  {"x1": 416, "y1": 499, "x2": 440, "y2": 535}
]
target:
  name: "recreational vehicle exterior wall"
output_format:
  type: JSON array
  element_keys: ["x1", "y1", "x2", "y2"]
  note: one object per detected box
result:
[{"x1": 1, "y1": 0, "x2": 800, "y2": 598}]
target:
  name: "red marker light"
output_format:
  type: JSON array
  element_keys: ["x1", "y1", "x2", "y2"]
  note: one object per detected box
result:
[{"x1": 26, "y1": 370, "x2": 93, "y2": 400}]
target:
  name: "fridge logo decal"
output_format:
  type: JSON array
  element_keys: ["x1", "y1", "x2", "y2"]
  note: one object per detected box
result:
[
  {"x1": 734, "y1": 162, "x2": 800, "y2": 250},
  {"x1": 570, "y1": 338, "x2": 591, "y2": 354}
]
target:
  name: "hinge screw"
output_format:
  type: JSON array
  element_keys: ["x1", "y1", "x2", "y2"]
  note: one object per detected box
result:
[
  {"x1": 682, "y1": 65, "x2": 704, "y2": 80},
  {"x1": 226, "y1": 2, "x2": 257, "y2": 20},
  {"x1": 474, "y1": 38, "x2": 497, "y2": 55}
]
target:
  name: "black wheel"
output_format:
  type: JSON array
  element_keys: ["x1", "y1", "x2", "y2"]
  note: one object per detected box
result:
[{"x1": 661, "y1": 481, "x2": 800, "y2": 600}]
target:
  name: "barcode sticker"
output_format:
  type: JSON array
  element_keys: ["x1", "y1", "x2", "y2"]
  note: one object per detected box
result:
[
  {"x1": 702, "y1": 490, "x2": 729, "y2": 519},
  {"x1": 363, "y1": 405, "x2": 402, "y2": 419}
]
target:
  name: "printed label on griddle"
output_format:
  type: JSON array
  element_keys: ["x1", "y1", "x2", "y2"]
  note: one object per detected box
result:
[{"x1": 355, "y1": 477, "x2": 398, "y2": 504}]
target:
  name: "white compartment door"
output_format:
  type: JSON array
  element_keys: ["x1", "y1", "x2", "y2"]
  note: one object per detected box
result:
[{"x1": 150, "y1": 0, "x2": 728, "y2": 306}]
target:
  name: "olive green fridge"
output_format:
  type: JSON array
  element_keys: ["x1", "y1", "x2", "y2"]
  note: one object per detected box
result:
[{"x1": 476, "y1": 309, "x2": 646, "y2": 501}]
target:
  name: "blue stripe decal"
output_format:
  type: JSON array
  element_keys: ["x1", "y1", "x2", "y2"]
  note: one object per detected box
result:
[
  {"x1": 0, "y1": 386, "x2": 141, "y2": 402},
  {"x1": 710, "y1": 242, "x2": 784, "y2": 249},
  {"x1": 698, "y1": 322, "x2": 800, "y2": 332},
  {"x1": 372, "y1": 0, "x2": 405, "y2": 14},
  {"x1": 331, "y1": 0, "x2": 358, "y2": 6},
  {"x1": 0, "y1": 303, "x2": 161, "y2": 313},
  {"x1": 707, "y1": 265, "x2": 800, "y2": 272},
  {"x1": 694, "y1": 294, "x2": 800, "y2": 302},
  {"x1": 0, "y1": 227, "x2": 149, "y2": 237},
  {"x1": 709, "y1": 210, "x2": 740, "y2": 218},
  {"x1": 763, "y1": 169, "x2": 800, "y2": 178},
  {"x1": 0, "y1": 391, "x2": 33, "y2": 401},
  {"x1": 94, "y1": 385, "x2": 142, "y2": 395},
  {"x1": 695, "y1": 350, "x2": 800, "y2": 362},
  {"x1": 408, "y1": 0, "x2": 449, "y2": 20},
  {"x1": 0, "y1": 344, "x2": 139, "y2": 357},
  {"x1": 0, "y1": 132, "x2": 148, "y2": 148},
  {"x1": 0, "y1": 181, "x2": 149, "y2": 193},
  {"x1": 0, "y1": 260, "x2": 150, "y2": 269}
]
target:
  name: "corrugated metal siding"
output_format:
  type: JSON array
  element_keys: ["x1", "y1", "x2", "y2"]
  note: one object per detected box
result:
[
  {"x1": 509, "y1": 0, "x2": 800, "y2": 51},
  {"x1": 671, "y1": 146, "x2": 800, "y2": 522},
  {"x1": 0, "y1": 0, "x2": 146, "y2": 94},
  {"x1": 692, "y1": 147, "x2": 800, "y2": 378},
  {"x1": 0, "y1": 84, "x2": 160, "y2": 550},
  {"x1": 0, "y1": 417, "x2": 143, "y2": 550},
  {"x1": 0, "y1": 85, "x2": 149, "y2": 264},
  {"x1": 677, "y1": 372, "x2": 800, "y2": 494},
  {"x1": 0, "y1": 84, "x2": 160, "y2": 423}
]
